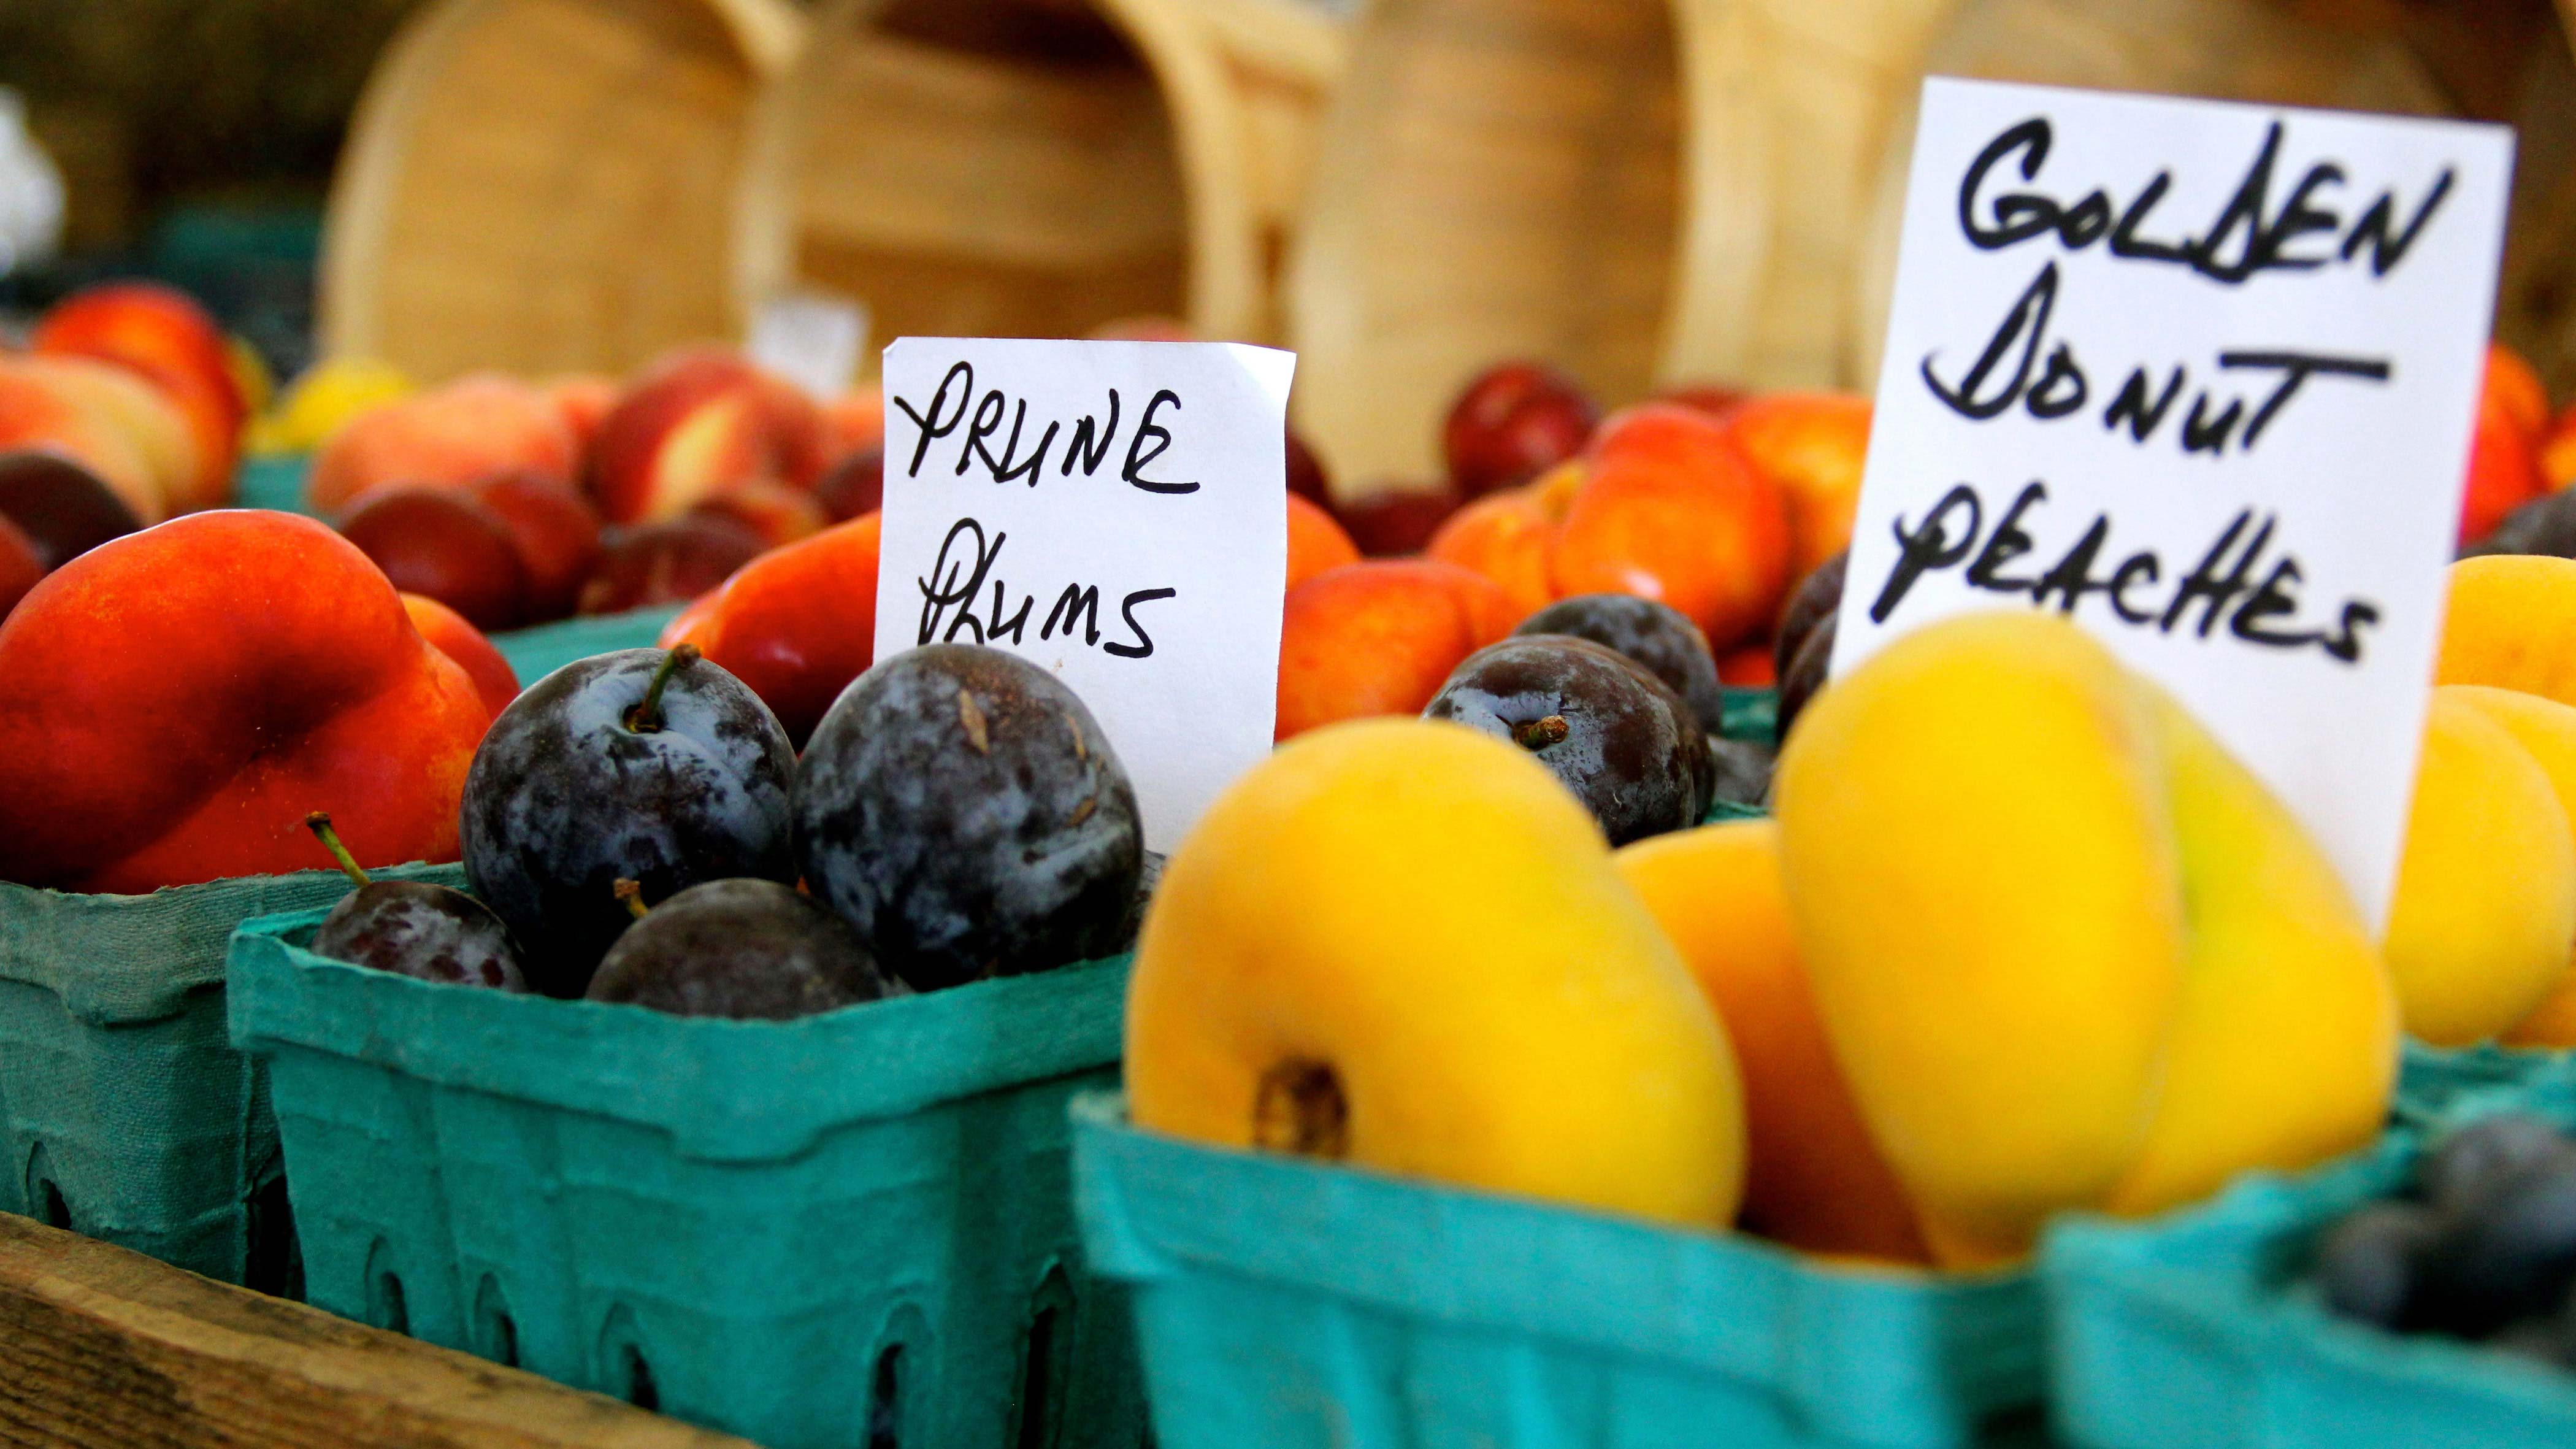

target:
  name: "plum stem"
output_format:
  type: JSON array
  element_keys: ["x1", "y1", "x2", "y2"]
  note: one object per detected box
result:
[
  {"x1": 1512, "y1": 715, "x2": 1571, "y2": 750},
  {"x1": 627, "y1": 645, "x2": 699, "y2": 733},
  {"x1": 1252, "y1": 1058, "x2": 1349, "y2": 1161},
  {"x1": 303, "y1": 812, "x2": 371, "y2": 888},
  {"x1": 614, "y1": 878, "x2": 650, "y2": 920}
]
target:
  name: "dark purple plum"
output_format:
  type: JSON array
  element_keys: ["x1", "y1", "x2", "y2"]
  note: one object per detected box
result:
[
  {"x1": 1515, "y1": 593, "x2": 1727, "y2": 737},
  {"x1": 1424, "y1": 636, "x2": 1711, "y2": 844},
  {"x1": 462, "y1": 645, "x2": 795, "y2": 997},
  {"x1": 303, "y1": 812, "x2": 527, "y2": 991},
  {"x1": 1777, "y1": 612, "x2": 1835, "y2": 745},
  {"x1": 586, "y1": 878, "x2": 889, "y2": 1019},
  {"x1": 0, "y1": 450, "x2": 141, "y2": 571},
  {"x1": 795, "y1": 644, "x2": 1142, "y2": 991},
  {"x1": 2313, "y1": 1201, "x2": 2442, "y2": 1330},
  {"x1": 1774, "y1": 550, "x2": 1847, "y2": 682}
]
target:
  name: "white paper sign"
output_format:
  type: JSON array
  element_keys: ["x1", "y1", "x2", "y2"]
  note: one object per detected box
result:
[
  {"x1": 1838, "y1": 79, "x2": 2515, "y2": 929},
  {"x1": 749, "y1": 290, "x2": 868, "y2": 399},
  {"x1": 875, "y1": 338, "x2": 1296, "y2": 851}
]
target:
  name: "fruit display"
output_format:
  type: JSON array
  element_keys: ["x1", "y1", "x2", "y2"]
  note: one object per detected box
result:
[
  {"x1": 0, "y1": 510, "x2": 488, "y2": 893},
  {"x1": 295, "y1": 344, "x2": 885, "y2": 632}
]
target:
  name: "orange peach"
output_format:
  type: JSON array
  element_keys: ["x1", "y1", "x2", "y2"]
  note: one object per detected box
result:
[
  {"x1": 822, "y1": 384, "x2": 884, "y2": 461},
  {"x1": 2462, "y1": 391, "x2": 2547, "y2": 546},
  {"x1": 25, "y1": 355, "x2": 201, "y2": 512},
  {"x1": 2543, "y1": 404, "x2": 2576, "y2": 493},
  {"x1": 1554, "y1": 404, "x2": 1792, "y2": 649},
  {"x1": 401, "y1": 593, "x2": 519, "y2": 721},
  {"x1": 0, "y1": 359, "x2": 164, "y2": 523},
  {"x1": 1287, "y1": 492, "x2": 1361, "y2": 591},
  {"x1": 1276, "y1": 559, "x2": 1516, "y2": 741},
  {"x1": 542, "y1": 374, "x2": 620, "y2": 457},
  {"x1": 0, "y1": 514, "x2": 40, "y2": 620},
  {"x1": 1723, "y1": 393, "x2": 1871, "y2": 577},
  {"x1": 1426, "y1": 486, "x2": 1557, "y2": 620},
  {"x1": 2487, "y1": 343, "x2": 2551, "y2": 440},
  {"x1": 1616, "y1": 819, "x2": 1930, "y2": 1262},
  {"x1": 31, "y1": 282, "x2": 244, "y2": 504},
  {"x1": 586, "y1": 347, "x2": 828, "y2": 524},
  {"x1": 309, "y1": 374, "x2": 579, "y2": 513},
  {"x1": 660, "y1": 513, "x2": 881, "y2": 746}
]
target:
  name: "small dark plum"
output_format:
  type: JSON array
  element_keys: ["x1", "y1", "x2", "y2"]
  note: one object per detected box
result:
[
  {"x1": 1286, "y1": 426, "x2": 1330, "y2": 505},
  {"x1": 586, "y1": 878, "x2": 889, "y2": 1019},
  {"x1": 1706, "y1": 735, "x2": 1774, "y2": 811},
  {"x1": 1774, "y1": 551, "x2": 1847, "y2": 682},
  {"x1": 795, "y1": 644, "x2": 1143, "y2": 990},
  {"x1": 462, "y1": 645, "x2": 797, "y2": 997},
  {"x1": 2411, "y1": 1153, "x2": 2576, "y2": 1337},
  {"x1": 1516, "y1": 593, "x2": 1727, "y2": 736},
  {"x1": 303, "y1": 813, "x2": 527, "y2": 991},
  {"x1": 2313, "y1": 1200, "x2": 2444, "y2": 1329},
  {"x1": 1424, "y1": 636, "x2": 1712, "y2": 844},
  {"x1": 1777, "y1": 612, "x2": 1836, "y2": 744},
  {"x1": 2423, "y1": 1114, "x2": 2576, "y2": 1215},
  {"x1": 0, "y1": 449, "x2": 141, "y2": 571}
]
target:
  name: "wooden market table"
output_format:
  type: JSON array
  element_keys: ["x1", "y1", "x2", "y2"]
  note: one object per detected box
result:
[{"x1": 0, "y1": 1214, "x2": 756, "y2": 1448}]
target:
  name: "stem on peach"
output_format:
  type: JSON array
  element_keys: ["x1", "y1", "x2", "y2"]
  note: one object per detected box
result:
[
  {"x1": 303, "y1": 812, "x2": 371, "y2": 888},
  {"x1": 626, "y1": 644, "x2": 699, "y2": 734}
]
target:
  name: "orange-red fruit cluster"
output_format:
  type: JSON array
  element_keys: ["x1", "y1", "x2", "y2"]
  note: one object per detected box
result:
[{"x1": 0, "y1": 512, "x2": 487, "y2": 893}]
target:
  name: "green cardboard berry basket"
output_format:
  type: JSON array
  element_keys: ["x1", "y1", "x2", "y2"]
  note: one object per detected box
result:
[
  {"x1": 491, "y1": 605, "x2": 686, "y2": 686},
  {"x1": 0, "y1": 863, "x2": 461, "y2": 1286},
  {"x1": 1717, "y1": 685, "x2": 1779, "y2": 747},
  {"x1": 2044, "y1": 1088, "x2": 2576, "y2": 1449},
  {"x1": 1068, "y1": 1092, "x2": 2047, "y2": 1449},
  {"x1": 2395, "y1": 1040, "x2": 2573, "y2": 1124},
  {"x1": 227, "y1": 909, "x2": 1147, "y2": 1449}
]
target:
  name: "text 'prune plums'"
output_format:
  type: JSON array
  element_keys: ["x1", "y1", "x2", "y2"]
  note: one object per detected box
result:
[
  {"x1": 304, "y1": 813, "x2": 528, "y2": 992},
  {"x1": 795, "y1": 644, "x2": 1143, "y2": 991},
  {"x1": 1425, "y1": 636, "x2": 1712, "y2": 844},
  {"x1": 586, "y1": 878, "x2": 889, "y2": 1020},
  {"x1": 462, "y1": 645, "x2": 795, "y2": 997}
]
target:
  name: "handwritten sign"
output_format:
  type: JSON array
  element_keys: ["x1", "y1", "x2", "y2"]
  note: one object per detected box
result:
[
  {"x1": 875, "y1": 338, "x2": 1297, "y2": 851},
  {"x1": 1838, "y1": 79, "x2": 2515, "y2": 928}
]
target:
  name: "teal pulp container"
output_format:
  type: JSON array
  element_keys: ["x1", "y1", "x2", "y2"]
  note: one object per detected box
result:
[
  {"x1": 1069, "y1": 1094, "x2": 2047, "y2": 1449},
  {"x1": 2045, "y1": 1090, "x2": 2576, "y2": 1449},
  {"x1": 228, "y1": 910, "x2": 1147, "y2": 1449},
  {"x1": 2396, "y1": 1040, "x2": 2572, "y2": 1124},
  {"x1": 1717, "y1": 685, "x2": 1779, "y2": 747},
  {"x1": 491, "y1": 605, "x2": 686, "y2": 686},
  {"x1": 0, "y1": 863, "x2": 461, "y2": 1285}
]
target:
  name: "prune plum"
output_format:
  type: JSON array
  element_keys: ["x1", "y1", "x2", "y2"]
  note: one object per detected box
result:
[
  {"x1": 304, "y1": 812, "x2": 527, "y2": 991},
  {"x1": 2313, "y1": 1201, "x2": 2443, "y2": 1329},
  {"x1": 815, "y1": 447, "x2": 883, "y2": 521},
  {"x1": 795, "y1": 644, "x2": 1143, "y2": 990},
  {"x1": 1516, "y1": 593, "x2": 1727, "y2": 736},
  {"x1": 463, "y1": 645, "x2": 796, "y2": 997},
  {"x1": 2412, "y1": 1154, "x2": 2576, "y2": 1337},
  {"x1": 1424, "y1": 636, "x2": 1712, "y2": 843},
  {"x1": 1777, "y1": 613, "x2": 1836, "y2": 744},
  {"x1": 1774, "y1": 551, "x2": 1847, "y2": 681},
  {"x1": 2424, "y1": 1114, "x2": 2576, "y2": 1215},
  {"x1": 586, "y1": 877, "x2": 889, "y2": 1019}
]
